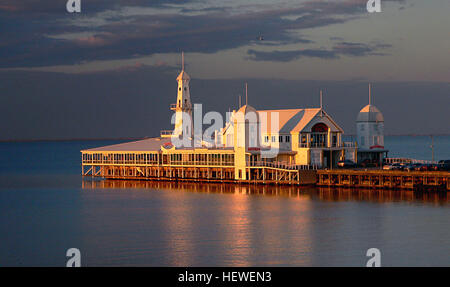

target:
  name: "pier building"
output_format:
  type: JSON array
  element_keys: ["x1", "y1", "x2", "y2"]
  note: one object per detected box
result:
[{"x1": 81, "y1": 55, "x2": 403, "y2": 186}]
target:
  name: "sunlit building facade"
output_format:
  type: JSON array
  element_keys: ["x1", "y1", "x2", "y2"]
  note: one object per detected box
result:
[{"x1": 81, "y1": 59, "x2": 384, "y2": 183}]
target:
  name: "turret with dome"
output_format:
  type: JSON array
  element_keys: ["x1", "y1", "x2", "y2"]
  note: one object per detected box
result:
[{"x1": 356, "y1": 84, "x2": 388, "y2": 166}]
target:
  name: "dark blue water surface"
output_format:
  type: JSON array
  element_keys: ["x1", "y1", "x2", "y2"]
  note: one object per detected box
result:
[{"x1": 0, "y1": 137, "x2": 449, "y2": 266}]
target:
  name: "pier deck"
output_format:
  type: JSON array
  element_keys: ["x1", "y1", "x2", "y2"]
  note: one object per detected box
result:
[
  {"x1": 82, "y1": 163, "x2": 318, "y2": 186},
  {"x1": 317, "y1": 169, "x2": 450, "y2": 191}
]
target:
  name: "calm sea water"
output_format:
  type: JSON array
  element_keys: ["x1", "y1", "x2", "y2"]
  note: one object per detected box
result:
[{"x1": 0, "y1": 136, "x2": 449, "y2": 266}]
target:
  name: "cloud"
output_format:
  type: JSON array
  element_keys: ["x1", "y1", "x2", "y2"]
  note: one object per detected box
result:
[
  {"x1": 0, "y1": 0, "x2": 405, "y2": 68},
  {"x1": 0, "y1": 0, "x2": 190, "y2": 13},
  {"x1": 247, "y1": 49, "x2": 337, "y2": 62},
  {"x1": 247, "y1": 42, "x2": 392, "y2": 62},
  {"x1": 333, "y1": 42, "x2": 392, "y2": 57}
]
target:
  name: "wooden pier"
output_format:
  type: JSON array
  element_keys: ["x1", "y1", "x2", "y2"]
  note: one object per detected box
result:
[
  {"x1": 82, "y1": 162, "x2": 318, "y2": 186},
  {"x1": 317, "y1": 169, "x2": 450, "y2": 191},
  {"x1": 81, "y1": 153, "x2": 449, "y2": 191}
]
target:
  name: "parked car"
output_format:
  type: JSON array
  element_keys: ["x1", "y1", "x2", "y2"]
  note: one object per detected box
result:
[
  {"x1": 393, "y1": 163, "x2": 405, "y2": 170},
  {"x1": 382, "y1": 164, "x2": 392, "y2": 170},
  {"x1": 418, "y1": 164, "x2": 437, "y2": 171},
  {"x1": 438, "y1": 160, "x2": 450, "y2": 171},
  {"x1": 413, "y1": 163, "x2": 424, "y2": 171},
  {"x1": 403, "y1": 163, "x2": 420, "y2": 171},
  {"x1": 430, "y1": 164, "x2": 440, "y2": 171},
  {"x1": 404, "y1": 163, "x2": 422, "y2": 172},
  {"x1": 337, "y1": 160, "x2": 357, "y2": 168},
  {"x1": 383, "y1": 163, "x2": 403, "y2": 170}
]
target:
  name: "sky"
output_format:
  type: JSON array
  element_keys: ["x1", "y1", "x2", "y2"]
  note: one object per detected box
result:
[{"x1": 0, "y1": 0, "x2": 449, "y2": 140}]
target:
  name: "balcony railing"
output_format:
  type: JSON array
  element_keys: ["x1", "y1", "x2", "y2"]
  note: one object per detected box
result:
[
  {"x1": 299, "y1": 142, "x2": 342, "y2": 148},
  {"x1": 309, "y1": 142, "x2": 328, "y2": 148},
  {"x1": 170, "y1": 103, "x2": 192, "y2": 110},
  {"x1": 160, "y1": 130, "x2": 173, "y2": 137},
  {"x1": 343, "y1": 142, "x2": 356, "y2": 148}
]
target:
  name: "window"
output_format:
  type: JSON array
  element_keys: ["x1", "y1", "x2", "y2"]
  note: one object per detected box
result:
[
  {"x1": 271, "y1": 136, "x2": 276, "y2": 142},
  {"x1": 279, "y1": 135, "x2": 283, "y2": 142},
  {"x1": 184, "y1": 87, "x2": 187, "y2": 91},
  {"x1": 311, "y1": 123, "x2": 328, "y2": 132},
  {"x1": 179, "y1": 87, "x2": 181, "y2": 91},
  {"x1": 264, "y1": 135, "x2": 269, "y2": 143},
  {"x1": 361, "y1": 136, "x2": 365, "y2": 146},
  {"x1": 301, "y1": 134, "x2": 307, "y2": 143},
  {"x1": 286, "y1": 136, "x2": 290, "y2": 142}
]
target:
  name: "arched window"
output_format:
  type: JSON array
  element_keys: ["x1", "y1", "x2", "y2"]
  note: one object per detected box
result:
[
  {"x1": 311, "y1": 123, "x2": 328, "y2": 133},
  {"x1": 311, "y1": 123, "x2": 328, "y2": 147}
]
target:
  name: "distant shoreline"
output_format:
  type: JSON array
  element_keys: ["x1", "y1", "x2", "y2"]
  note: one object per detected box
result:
[
  {"x1": 0, "y1": 137, "x2": 144, "y2": 143},
  {"x1": 0, "y1": 134, "x2": 449, "y2": 143}
]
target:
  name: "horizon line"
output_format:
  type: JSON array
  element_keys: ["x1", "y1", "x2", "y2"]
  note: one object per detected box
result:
[{"x1": 1, "y1": 133, "x2": 449, "y2": 143}]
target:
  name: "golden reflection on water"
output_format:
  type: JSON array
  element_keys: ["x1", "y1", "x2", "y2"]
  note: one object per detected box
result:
[
  {"x1": 155, "y1": 187, "x2": 195, "y2": 266},
  {"x1": 224, "y1": 186, "x2": 252, "y2": 266},
  {"x1": 82, "y1": 179, "x2": 449, "y2": 205},
  {"x1": 80, "y1": 179, "x2": 448, "y2": 266}
]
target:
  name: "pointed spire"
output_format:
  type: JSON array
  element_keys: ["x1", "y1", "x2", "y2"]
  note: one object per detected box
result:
[
  {"x1": 181, "y1": 51, "x2": 184, "y2": 71},
  {"x1": 245, "y1": 82, "x2": 248, "y2": 105},
  {"x1": 320, "y1": 90, "x2": 323, "y2": 109},
  {"x1": 320, "y1": 90, "x2": 324, "y2": 117},
  {"x1": 176, "y1": 51, "x2": 190, "y2": 81},
  {"x1": 368, "y1": 83, "x2": 371, "y2": 105}
]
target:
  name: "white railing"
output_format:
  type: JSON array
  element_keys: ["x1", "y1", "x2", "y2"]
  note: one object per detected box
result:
[
  {"x1": 299, "y1": 142, "x2": 344, "y2": 148},
  {"x1": 249, "y1": 161, "x2": 318, "y2": 170},
  {"x1": 343, "y1": 142, "x2": 356, "y2": 148}
]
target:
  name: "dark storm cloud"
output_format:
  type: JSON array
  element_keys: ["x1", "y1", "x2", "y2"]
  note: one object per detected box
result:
[
  {"x1": 247, "y1": 42, "x2": 392, "y2": 62},
  {"x1": 0, "y1": 0, "x2": 405, "y2": 68},
  {"x1": 0, "y1": 0, "x2": 191, "y2": 13}
]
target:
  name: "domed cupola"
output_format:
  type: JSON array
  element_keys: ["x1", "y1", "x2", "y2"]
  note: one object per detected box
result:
[
  {"x1": 356, "y1": 84, "x2": 385, "y2": 150},
  {"x1": 357, "y1": 104, "x2": 384, "y2": 123}
]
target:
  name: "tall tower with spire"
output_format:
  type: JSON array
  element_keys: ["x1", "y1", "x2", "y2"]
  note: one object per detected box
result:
[{"x1": 171, "y1": 52, "x2": 193, "y2": 138}]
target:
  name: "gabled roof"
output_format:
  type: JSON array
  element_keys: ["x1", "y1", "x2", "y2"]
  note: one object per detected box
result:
[
  {"x1": 81, "y1": 137, "x2": 166, "y2": 152},
  {"x1": 257, "y1": 108, "x2": 343, "y2": 133}
]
